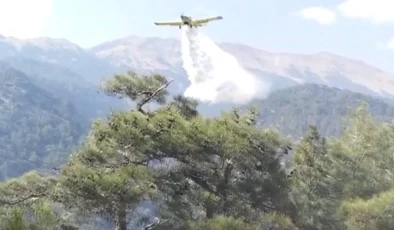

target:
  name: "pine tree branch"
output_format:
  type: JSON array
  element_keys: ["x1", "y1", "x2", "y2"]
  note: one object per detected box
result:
[
  {"x1": 0, "y1": 193, "x2": 46, "y2": 206},
  {"x1": 137, "y1": 80, "x2": 173, "y2": 114}
]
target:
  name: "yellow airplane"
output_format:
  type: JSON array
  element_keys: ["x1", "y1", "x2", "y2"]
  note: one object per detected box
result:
[{"x1": 154, "y1": 14, "x2": 223, "y2": 29}]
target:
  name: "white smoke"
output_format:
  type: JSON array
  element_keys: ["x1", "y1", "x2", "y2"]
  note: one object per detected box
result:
[{"x1": 181, "y1": 28, "x2": 270, "y2": 104}]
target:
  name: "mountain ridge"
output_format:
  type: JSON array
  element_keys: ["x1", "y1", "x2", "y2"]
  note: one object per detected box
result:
[
  {"x1": 0, "y1": 33, "x2": 393, "y2": 114},
  {"x1": 0, "y1": 35, "x2": 116, "y2": 84},
  {"x1": 0, "y1": 33, "x2": 389, "y2": 75},
  {"x1": 1, "y1": 33, "x2": 393, "y2": 100},
  {"x1": 89, "y1": 34, "x2": 394, "y2": 99}
]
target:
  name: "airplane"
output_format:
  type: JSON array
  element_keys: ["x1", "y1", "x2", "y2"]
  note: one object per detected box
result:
[{"x1": 154, "y1": 14, "x2": 223, "y2": 29}]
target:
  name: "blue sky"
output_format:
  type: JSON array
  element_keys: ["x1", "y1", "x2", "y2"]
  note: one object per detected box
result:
[{"x1": 0, "y1": 0, "x2": 393, "y2": 73}]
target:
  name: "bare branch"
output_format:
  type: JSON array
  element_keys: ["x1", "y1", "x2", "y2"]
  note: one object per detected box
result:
[
  {"x1": 137, "y1": 79, "x2": 173, "y2": 114},
  {"x1": 150, "y1": 218, "x2": 169, "y2": 230},
  {"x1": 352, "y1": 150, "x2": 368, "y2": 177},
  {"x1": 0, "y1": 193, "x2": 46, "y2": 206}
]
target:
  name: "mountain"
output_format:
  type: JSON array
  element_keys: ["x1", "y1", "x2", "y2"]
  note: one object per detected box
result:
[
  {"x1": 91, "y1": 35, "x2": 394, "y2": 99},
  {"x1": 2, "y1": 57, "x2": 126, "y2": 122},
  {"x1": 1, "y1": 33, "x2": 393, "y2": 112},
  {"x1": 91, "y1": 36, "x2": 182, "y2": 73},
  {"x1": 1, "y1": 33, "x2": 394, "y2": 178},
  {"x1": 0, "y1": 35, "x2": 129, "y2": 122},
  {"x1": 0, "y1": 61, "x2": 85, "y2": 180},
  {"x1": 249, "y1": 84, "x2": 394, "y2": 138},
  {"x1": 1, "y1": 34, "x2": 393, "y2": 102},
  {"x1": 0, "y1": 36, "x2": 116, "y2": 83},
  {"x1": 0, "y1": 35, "x2": 132, "y2": 180}
]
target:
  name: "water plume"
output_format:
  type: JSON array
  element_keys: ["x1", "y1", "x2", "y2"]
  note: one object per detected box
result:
[{"x1": 180, "y1": 28, "x2": 270, "y2": 104}]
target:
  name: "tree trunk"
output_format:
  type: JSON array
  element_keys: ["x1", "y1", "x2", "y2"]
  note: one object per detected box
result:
[
  {"x1": 206, "y1": 205, "x2": 214, "y2": 219},
  {"x1": 115, "y1": 205, "x2": 127, "y2": 230},
  {"x1": 219, "y1": 159, "x2": 233, "y2": 214}
]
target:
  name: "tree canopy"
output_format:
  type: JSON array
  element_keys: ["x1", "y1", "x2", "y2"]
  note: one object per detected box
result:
[{"x1": 1, "y1": 72, "x2": 394, "y2": 230}]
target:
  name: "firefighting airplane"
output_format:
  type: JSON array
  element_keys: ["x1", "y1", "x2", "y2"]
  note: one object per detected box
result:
[{"x1": 154, "y1": 14, "x2": 223, "y2": 29}]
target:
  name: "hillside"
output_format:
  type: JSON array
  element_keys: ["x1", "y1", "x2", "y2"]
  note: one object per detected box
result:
[
  {"x1": 251, "y1": 84, "x2": 394, "y2": 138},
  {"x1": 1, "y1": 34, "x2": 394, "y2": 111},
  {"x1": 91, "y1": 35, "x2": 394, "y2": 99},
  {"x1": 0, "y1": 36, "x2": 115, "y2": 83},
  {"x1": 3, "y1": 33, "x2": 394, "y2": 229},
  {"x1": 0, "y1": 33, "x2": 394, "y2": 178},
  {"x1": 2, "y1": 57, "x2": 126, "y2": 122},
  {"x1": 4, "y1": 73, "x2": 394, "y2": 230},
  {"x1": 0, "y1": 34, "x2": 393, "y2": 101},
  {"x1": 0, "y1": 62, "x2": 85, "y2": 180}
]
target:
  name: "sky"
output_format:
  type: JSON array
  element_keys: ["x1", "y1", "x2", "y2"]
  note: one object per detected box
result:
[{"x1": 0, "y1": 0, "x2": 393, "y2": 73}]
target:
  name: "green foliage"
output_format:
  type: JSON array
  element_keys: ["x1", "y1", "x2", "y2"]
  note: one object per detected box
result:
[
  {"x1": 1, "y1": 208, "x2": 27, "y2": 230},
  {"x1": 335, "y1": 104, "x2": 394, "y2": 198},
  {"x1": 0, "y1": 62, "x2": 85, "y2": 180},
  {"x1": 0, "y1": 171, "x2": 57, "y2": 206},
  {"x1": 0, "y1": 172, "x2": 62, "y2": 230},
  {"x1": 290, "y1": 126, "x2": 342, "y2": 229},
  {"x1": 30, "y1": 201, "x2": 61, "y2": 229},
  {"x1": 289, "y1": 102, "x2": 394, "y2": 229},
  {"x1": 340, "y1": 188, "x2": 394, "y2": 230},
  {"x1": 59, "y1": 156, "x2": 156, "y2": 214},
  {"x1": 0, "y1": 202, "x2": 61, "y2": 230},
  {"x1": 187, "y1": 216, "x2": 258, "y2": 230},
  {"x1": 251, "y1": 84, "x2": 394, "y2": 138},
  {"x1": 52, "y1": 72, "x2": 294, "y2": 229},
  {"x1": 168, "y1": 94, "x2": 199, "y2": 119},
  {"x1": 86, "y1": 104, "x2": 291, "y2": 222},
  {"x1": 5, "y1": 71, "x2": 394, "y2": 230},
  {"x1": 101, "y1": 72, "x2": 171, "y2": 112},
  {"x1": 259, "y1": 212, "x2": 298, "y2": 230}
]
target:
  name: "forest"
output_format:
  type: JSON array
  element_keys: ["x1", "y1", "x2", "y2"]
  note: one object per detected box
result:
[
  {"x1": 0, "y1": 71, "x2": 393, "y2": 230},
  {"x1": 0, "y1": 62, "x2": 86, "y2": 180},
  {"x1": 252, "y1": 83, "x2": 394, "y2": 138}
]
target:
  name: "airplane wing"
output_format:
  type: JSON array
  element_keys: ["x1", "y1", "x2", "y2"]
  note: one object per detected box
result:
[
  {"x1": 154, "y1": 21, "x2": 183, "y2": 26},
  {"x1": 192, "y1": 16, "x2": 223, "y2": 24}
]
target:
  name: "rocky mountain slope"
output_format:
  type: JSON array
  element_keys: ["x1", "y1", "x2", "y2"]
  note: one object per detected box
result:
[
  {"x1": 91, "y1": 35, "x2": 394, "y2": 99},
  {"x1": 1, "y1": 34, "x2": 394, "y2": 102},
  {"x1": 0, "y1": 36, "x2": 115, "y2": 83}
]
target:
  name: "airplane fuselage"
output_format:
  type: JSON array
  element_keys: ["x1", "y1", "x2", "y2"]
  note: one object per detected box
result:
[
  {"x1": 181, "y1": 15, "x2": 192, "y2": 26},
  {"x1": 154, "y1": 14, "x2": 220, "y2": 29},
  {"x1": 179, "y1": 15, "x2": 205, "y2": 28}
]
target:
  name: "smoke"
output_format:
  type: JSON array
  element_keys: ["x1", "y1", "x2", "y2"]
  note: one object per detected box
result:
[{"x1": 180, "y1": 28, "x2": 270, "y2": 104}]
